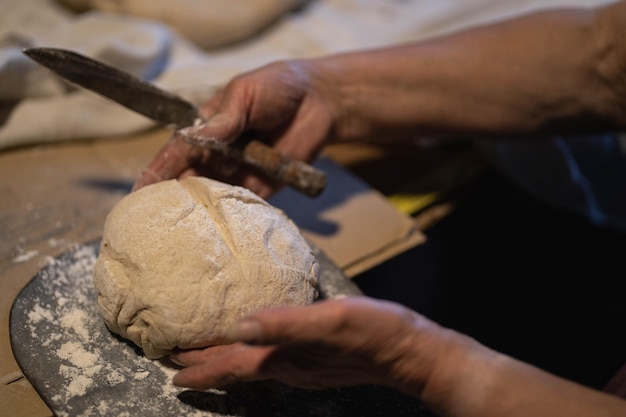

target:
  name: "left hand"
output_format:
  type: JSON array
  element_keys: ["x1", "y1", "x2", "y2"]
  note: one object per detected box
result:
[{"x1": 170, "y1": 296, "x2": 449, "y2": 393}]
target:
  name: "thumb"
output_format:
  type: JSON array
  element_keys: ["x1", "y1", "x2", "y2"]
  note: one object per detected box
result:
[{"x1": 179, "y1": 111, "x2": 245, "y2": 145}]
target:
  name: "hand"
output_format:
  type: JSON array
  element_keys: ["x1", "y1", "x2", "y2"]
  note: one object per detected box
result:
[
  {"x1": 133, "y1": 60, "x2": 336, "y2": 198},
  {"x1": 170, "y1": 296, "x2": 450, "y2": 394},
  {"x1": 170, "y1": 295, "x2": 626, "y2": 417}
]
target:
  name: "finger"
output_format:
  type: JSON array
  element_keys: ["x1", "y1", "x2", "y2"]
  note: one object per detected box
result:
[
  {"x1": 185, "y1": 156, "x2": 282, "y2": 199},
  {"x1": 198, "y1": 86, "x2": 226, "y2": 119},
  {"x1": 132, "y1": 134, "x2": 207, "y2": 191},
  {"x1": 179, "y1": 153, "x2": 242, "y2": 181},
  {"x1": 230, "y1": 298, "x2": 362, "y2": 346},
  {"x1": 183, "y1": 85, "x2": 252, "y2": 145},
  {"x1": 172, "y1": 345, "x2": 274, "y2": 390},
  {"x1": 239, "y1": 172, "x2": 282, "y2": 199},
  {"x1": 270, "y1": 104, "x2": 330, "y2": 163},
  {"x1": 170, "y1": 344, "x2": 235, "y2": 367}
]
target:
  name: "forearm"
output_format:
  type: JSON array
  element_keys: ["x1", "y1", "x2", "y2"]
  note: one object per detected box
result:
[
  {"x1": 395, "y1": 327, "x2": 626, "y2": 417},
  {"x1": 310, "y1": 3, "x2": 626, "y2": 142}
]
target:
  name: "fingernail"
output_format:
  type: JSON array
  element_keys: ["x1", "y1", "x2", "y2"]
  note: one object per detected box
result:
[
  {"x1": 178, "y1": 124, "x2": 217, "y2": 141},
  {"x1": 230, "y1": 319, "x2": 263, "y2": 343}
]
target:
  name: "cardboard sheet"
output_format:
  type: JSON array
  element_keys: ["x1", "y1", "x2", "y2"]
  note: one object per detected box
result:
[{"x1": 270, "y1": 157, "x2": 425, "y2": 277}]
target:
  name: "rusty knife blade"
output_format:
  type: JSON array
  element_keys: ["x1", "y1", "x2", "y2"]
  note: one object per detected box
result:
[{"x1": 23, "y1": 47, "x2": 199, "y2": 128}]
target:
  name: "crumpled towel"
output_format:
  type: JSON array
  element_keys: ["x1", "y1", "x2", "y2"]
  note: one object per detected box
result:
[{"x1": 0, "y1": 0, "x2": 616, "y2": 150}]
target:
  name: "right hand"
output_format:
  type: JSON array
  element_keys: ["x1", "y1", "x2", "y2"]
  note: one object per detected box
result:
[{"x1": 133, "y1": 59, "x2": 337, "y2": 198}]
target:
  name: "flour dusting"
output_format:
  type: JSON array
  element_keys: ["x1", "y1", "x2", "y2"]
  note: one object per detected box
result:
[
  {"x1": 14, "y1": 240, "x2": 226, "y2": 417},
  {"x1": 13, "y1": 249, "x2": 39, "y2": 263}
]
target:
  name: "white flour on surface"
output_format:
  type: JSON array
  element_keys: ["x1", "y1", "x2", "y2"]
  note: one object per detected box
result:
[
  {"x1": 14, "y1": 241, "x2": 225, "y2": 417},
  {"x1": 12, "y1": 249, "x2": 39, "y2": 263}
]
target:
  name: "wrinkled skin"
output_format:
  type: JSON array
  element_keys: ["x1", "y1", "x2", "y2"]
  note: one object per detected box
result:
[
  {"x1": 170, "y1": 296, "x2": 626, "y2": 417},
  {"x1": 170, "y1": 296, "x2": 447, "y2": 394}
]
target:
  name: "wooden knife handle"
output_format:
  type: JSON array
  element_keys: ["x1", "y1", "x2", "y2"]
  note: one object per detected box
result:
[{"x1": 229, "y1": 139, "x2": 327, "y2": 198}]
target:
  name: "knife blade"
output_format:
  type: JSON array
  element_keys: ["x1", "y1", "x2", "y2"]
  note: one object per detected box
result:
[{"x1": 22, "y1": 47, "x2": 327, "y2": 197}]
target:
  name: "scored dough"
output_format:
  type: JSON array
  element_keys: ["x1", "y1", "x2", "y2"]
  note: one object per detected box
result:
[{"x1": 93, "y1": 176, "x2": 318, "y2": 359}]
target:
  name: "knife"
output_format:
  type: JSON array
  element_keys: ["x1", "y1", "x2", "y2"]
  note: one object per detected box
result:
[{"x1": 22, "y1": 47, "x2": 327, "y2": 198}]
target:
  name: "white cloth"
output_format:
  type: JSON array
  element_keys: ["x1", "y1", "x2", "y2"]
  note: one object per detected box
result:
[
  {"x1": 57, "y1": 0, "x2": 309, "y2": 50},
  {"x1": 0, "y1": 0, "x2": 617, "y2": 149}
]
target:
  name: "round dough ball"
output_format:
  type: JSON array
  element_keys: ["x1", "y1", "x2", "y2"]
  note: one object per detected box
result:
[{"x1": 93, "y1": 177, "x2": 318, "y2": 358}]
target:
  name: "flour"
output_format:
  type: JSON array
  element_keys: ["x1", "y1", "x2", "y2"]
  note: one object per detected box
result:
[
  {"x1": 15, "y1": 240, "x2": 231, "y2": 417},
  {"x1": 12, "y1": 249, "x2": 39, "y2": 263},
  {"x1": 105, "y1": 370, "x2": 125, "y2": 385},
  {"x1": 134, "y1": 370, "x2": 150, "y2": 380},
  {"x1": 57, "y1": 342, "x2": 99, "y2": 369},
  {"x1": 27, "y1": 303, "x2": 53, "y2": 323},
  {"x1": 59, "y1": 309, "x2": 91, "y2": 341},
  {"x1": 67, "y1": 375, "x2": 94, "y2": 397}
]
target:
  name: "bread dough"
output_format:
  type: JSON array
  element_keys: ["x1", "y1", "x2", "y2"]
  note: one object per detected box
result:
[{"x1": 93, "y1": 177, "x2": 318, "y2": 358}]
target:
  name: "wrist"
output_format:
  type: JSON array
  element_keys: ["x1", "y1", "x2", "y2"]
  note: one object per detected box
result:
[
  {"x1": 381, "y1": 313, "x2": 497, "y2": 405},
  {"x1": 412, "y1": 327, "x2": 626, "y2": 417},
  {"x1": 416, "y1": 328, "x2": 502, "y2": 415},
  {"x1": 382, "y1": 312, "x2": 515, "y2": 416}
]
